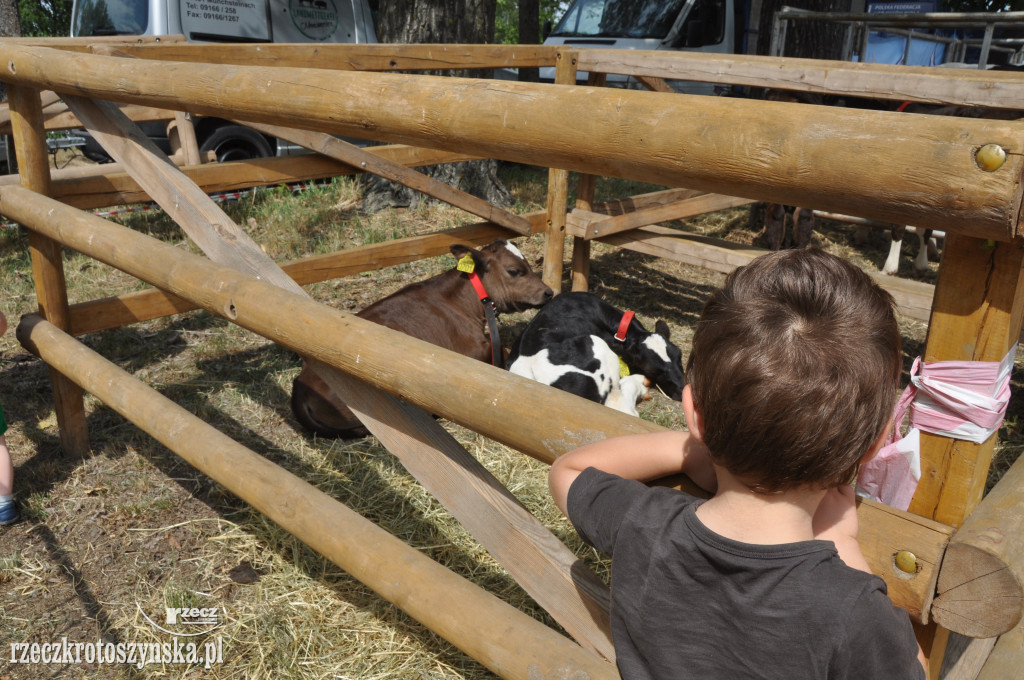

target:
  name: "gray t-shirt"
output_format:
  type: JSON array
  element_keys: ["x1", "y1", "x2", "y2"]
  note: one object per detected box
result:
[{"x1": 568, "y1": 467, "x2": 925, "y2": 680}]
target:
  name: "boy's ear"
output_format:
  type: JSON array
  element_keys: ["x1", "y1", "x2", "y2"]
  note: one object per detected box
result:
[
  {"x1": 682, "y1": 385, "x2": 705, "y2": 442},
  {"x1": 860, "y1": 424, "x2": 891, "y2": 465}
]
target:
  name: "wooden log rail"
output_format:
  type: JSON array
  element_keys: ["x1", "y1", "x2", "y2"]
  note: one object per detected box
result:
[
  {"x1": 0, "y1": 43, "x2": 1022, "y2": 241},
  {"x1": 85, "y1": 41, "x2": 560, "y2": 72},
  {"x1": 0, "y1": 98, "x2": 176, "y2": 136},
  {"x1": 573, "y1": 48, "x2": 1024, "y2": 110},
  {"x1": 15, "y1": 314, "x2": 617, "y2": 680},
  {"x1": 930, "y1": 433, "x2": 1024, "y2": 639},
  {"x1": 3, "y1": 182, "x2": 1009, "y2": 633},
  {"x1": 29, "y1": 144, "x2": 482, "y2": 210}
]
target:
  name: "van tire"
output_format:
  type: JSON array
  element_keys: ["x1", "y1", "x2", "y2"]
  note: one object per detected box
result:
[{"x1": 199, "y1": 125, "x2": 274, "y2": 162}]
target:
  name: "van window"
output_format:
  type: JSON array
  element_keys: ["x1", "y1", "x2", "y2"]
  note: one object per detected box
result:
[
  {"x1": 552, "y1": 0, "x2": 689, "y2": 39},
  {"x1": 73, "y1": 0, "x2": 148, "y2": 36},
  {"x1": 689, "y1": 0, "x2": 726, "y2": 46}
]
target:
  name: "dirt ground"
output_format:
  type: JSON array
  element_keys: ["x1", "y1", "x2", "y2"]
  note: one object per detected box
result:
[{"x1": 0, "y1": 159, "x2": 1015, "y2": 679}]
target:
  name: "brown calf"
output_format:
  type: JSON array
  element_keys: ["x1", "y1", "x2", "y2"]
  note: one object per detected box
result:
[{"x1": 291, "y1": 239, "x2": 553, "y2": 437}]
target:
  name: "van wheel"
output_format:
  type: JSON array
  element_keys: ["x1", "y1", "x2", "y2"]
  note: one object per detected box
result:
[{"x1": 199, "y1": 125, "x2": 274, "y2": 162}]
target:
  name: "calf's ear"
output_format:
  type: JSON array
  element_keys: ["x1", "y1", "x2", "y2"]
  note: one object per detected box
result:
[
  {"x1": 450, "y1": 243, "x2": 473, "y2": 259},
  {"x1": 449, "y1": 243, "x2": 486, "y2": 273},
  {"x1": 655, "y1": 319, "x2": 672, "y2": 340}
]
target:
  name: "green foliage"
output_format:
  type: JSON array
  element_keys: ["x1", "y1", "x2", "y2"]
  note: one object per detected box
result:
[
  {"x1": 496, "y1": 0, "x2": 571, "y2": 45},
  {"x1": 18, "y1": 0, "x2": 72, "y2": 37}
]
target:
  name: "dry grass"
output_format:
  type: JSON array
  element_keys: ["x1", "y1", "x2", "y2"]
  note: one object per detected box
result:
[{"x1": 0, "y1": 163, "x2": 1020, "y2": 679}]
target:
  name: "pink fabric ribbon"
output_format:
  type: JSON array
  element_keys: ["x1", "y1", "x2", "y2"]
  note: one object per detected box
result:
[{"x1": 857, "y1": 344, "x2": 1016, "y2": 510}]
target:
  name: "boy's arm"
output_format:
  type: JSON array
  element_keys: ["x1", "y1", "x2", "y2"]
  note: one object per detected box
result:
[{"x1": 549, "y1": 430, "x2": 716, "y2": 516}]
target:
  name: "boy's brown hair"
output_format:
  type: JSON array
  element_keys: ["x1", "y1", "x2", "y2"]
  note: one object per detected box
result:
[{"x1": 686, "y1": 248, "x2": 902, "y2": 492}]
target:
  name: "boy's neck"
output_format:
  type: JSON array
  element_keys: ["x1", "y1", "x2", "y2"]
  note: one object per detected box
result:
[{"x1": 694, "y1": 466, "x2": 826, "y2": 545}]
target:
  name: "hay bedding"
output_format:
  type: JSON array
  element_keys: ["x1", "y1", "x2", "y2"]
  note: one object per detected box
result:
[{"x1": 0, "y1": 168, "x2": 1015, "y2": 679}]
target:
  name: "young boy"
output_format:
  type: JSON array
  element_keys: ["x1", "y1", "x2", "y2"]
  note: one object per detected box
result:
[
  {"x1": 0, "y1": 310, "x2": 19, "y2": 526},
  {"x1": 550, "y1": 248, "x2": 926, "y2": 680}
]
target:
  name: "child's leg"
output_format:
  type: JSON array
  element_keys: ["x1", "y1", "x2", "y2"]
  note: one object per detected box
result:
[
  {"x1": 0, "y1": 436, "x2": 12, "y2": 497},
  {"x1": 0, "y1": 435, "x2": 19, "y2": 525}
]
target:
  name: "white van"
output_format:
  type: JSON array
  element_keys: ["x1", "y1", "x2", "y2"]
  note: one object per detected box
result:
[
  {"x1": 539, "y1": 0, "x2": 745, "y2": 94},
  {"x1": 69, "y1": 0, "x2": 377, "y2": 161}
]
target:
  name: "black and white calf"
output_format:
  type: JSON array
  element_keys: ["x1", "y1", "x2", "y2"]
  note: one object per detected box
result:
[{"x1": 507, "y1": 292, "x2": 685, "y2": 416}]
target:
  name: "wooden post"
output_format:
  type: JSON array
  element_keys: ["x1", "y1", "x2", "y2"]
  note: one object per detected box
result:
[
  {"x1": 907, "y1": 232, "x2": 1024, "y2": 677},
  {"x1": 909, "y1": 234, "x2": 1024, "y2": 527},
  {"x1": 170, "y1": 111, "x2": 201, "y2": 165},
  {"x1": 570, "y1": 72, "x2": 606, "y2": 293},
  {"x1": 6, "y1": 83, "x2": 88, "y2": 456},
  {"x1": 541, "y1": 48, "x2": 578, "y2": 293}
]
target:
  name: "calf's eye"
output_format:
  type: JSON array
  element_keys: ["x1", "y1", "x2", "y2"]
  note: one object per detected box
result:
[{"x1": 506, "y1": 268, "x2": 522, "y2": 277}]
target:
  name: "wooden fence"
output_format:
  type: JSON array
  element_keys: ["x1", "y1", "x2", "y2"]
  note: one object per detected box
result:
[{"x1": 2, "y1": 38, "x2": 1023, "y2": 680}]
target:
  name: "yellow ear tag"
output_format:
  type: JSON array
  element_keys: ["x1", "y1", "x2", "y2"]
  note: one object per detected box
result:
[
  {"x1": 457, "y1": 253, "x2": 476, "y2": 273},
  {"x1": 619, "y1": 357, "x2": 631, "y2": 378}
]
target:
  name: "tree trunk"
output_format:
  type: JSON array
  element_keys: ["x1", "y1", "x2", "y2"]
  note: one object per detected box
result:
[
  {"x1": 0, "y1": 0, "x2": 19, "y2": 37},
  {"x1": 518, "y1": 0, "x2": 540, "y2": 83},
  {"x1": 0, "y1": 0, "x2": 20, "y2": 173},
  {"x1": 0, "y1": 0, "x2": 20, "y2": 101},
  {"x1": 363, "y1": 0, "x2": 511, "y2": 213}
]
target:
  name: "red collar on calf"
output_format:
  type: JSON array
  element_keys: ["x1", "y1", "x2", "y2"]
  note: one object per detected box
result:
[
  {"x1": 615, "y1": 310, "x2": 635, "y2": 342},
  {"x1": 467, "y1": 271, "x2": 504, "y2": 369}
]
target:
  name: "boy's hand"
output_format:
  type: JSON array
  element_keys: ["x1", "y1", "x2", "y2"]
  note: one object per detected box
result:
[{"x1": 813, "y1": 485, "x2": 872, "y2": 572}]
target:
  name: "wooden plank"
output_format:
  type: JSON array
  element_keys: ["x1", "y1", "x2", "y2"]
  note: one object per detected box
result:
[
  {"x1": 575, "y1": 49, "x2": 1024, "y2": 110},
  {"x1": 49, "y1": 145, "x2": 484, "y2": 210},
  {"x1": 58, "y1": 97, "x2": 617, "y2": 658},
  {"x1": 0, "y1": 35, "x2": 184, "y2": 50},
  {"x1": 567, "y1": 193, "x2": 756, "y2": 239},
  {"x1": 593, "y1": 225, "x2": 936, "y2": 321},
  {"x1": 3, "y1": 185, "x2": 955, "y2": 624},
  {"x1": 634, "y1": 75, "x2": 675, "y2": 93},
  {"x1": 102, "y1": 42, "x2": 559, "y2": 71},
  {"x1": 17, "y1": 314, "x2": 618, "y2": 680},
  {"x1": 589, "y1": 187, "x2": 710, "y2": 216},
  {"x1": 65, "y1": 219, "x2": 528, "y2": 335},
  {"x1": 938, "y1": 633, "x2": 996, "y2": 680},
  {"x1": 858, "y1": 497, "x2": 953, "y2": 624},
  {"x1": 7, "y1": 84, "x2": 89, "y2": 457},
  {"x1": 974, "y1": 623, "x2": 1024, "y2": 680},
  {"x1": 241, "y1": 120, "x2": 532, "y2": 234},
  {"x1": 0, "y1": 102, "x2": 177, "y2": 136},
  {"x1": 4, "y1": 43, "x2": 1022, "y2": 240}
]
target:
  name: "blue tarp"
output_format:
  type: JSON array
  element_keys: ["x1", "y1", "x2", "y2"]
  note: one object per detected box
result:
[{"x1": 860, "y1": 32, "x2": 948, "y2": 66}]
